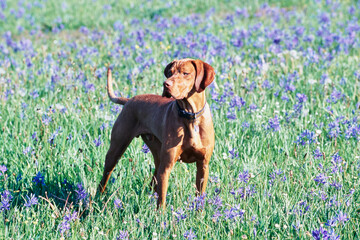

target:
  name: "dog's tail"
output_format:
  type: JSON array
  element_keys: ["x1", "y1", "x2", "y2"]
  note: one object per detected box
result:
[{"x1": 107, "y1": 68, "x2": 129, "y2": 105}]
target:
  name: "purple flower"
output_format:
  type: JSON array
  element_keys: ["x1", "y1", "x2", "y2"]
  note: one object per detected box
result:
[
  {"x1": 0, "y1": 165, "x2": 7, "y2": 176},
  {"x1": 0, "y1": 190, "x2": 12, "y2": 212},
  {"x1": 113, "y1": 20, "x2": 124, "y2": 32},
  {"x1": 42, "y1": 114, "x2": 52, "y2": 125},
  {"x1": 331, "y1": 153, "x2": 342, "y2": 164},
  {"x1": 229, "y1": 148, "x2": 238, "y2": 159},
  {"x1": 312, "y1": 227, "x2": 327, "y2": 240},
  {"x1": 249, "y1": 104, "x2": 257, "y2": 110},
  {"x1": 141, "y1": 144, "x2": 150, "y2": 154},
  {"x1": 296, "y1": 93, "x2": 307, "y2": 103},
  {"x1": 337, "y1": 211, "x2": 349, "y2": 225},
  {"x1": 114, "y1": 199, "x2": 123, "y2": 209},
  {"x1": 268, "y1": 115, "x2": 281, "y2": 131},
  {"x1": 33, "y1": 171, "x2": 45, "y2": 186},
  {"x1": 223, "y1": 204, "x2": 245, "y2": 221},
  {"x1": 330, "y1": 180, "x2": 342, "y2": 190},
  {"x1": 24, "y1": 194, "x2": 38, "y2": 208},
  {"x1": 313, "y1": 148, "x2": 323, "y2": 159},
  {"x1": 207, "y1": 195, "x2": 223, "y2": 209},
  {"x1": 229, "y1": 96, "x2": 246, "y2": 109},
  {"x1": 242, "y1": 121, "x2": 250, "y2": 129},
  {"x1": 295, "y1": 130, "x2": 316, "y2": 145},
  {"x1": 184, "y1": 229, "x2": 197, "y2": 240},
  {"x1": 59, "y1": 210, "x2": 78, "y2": 234},
  {"x1": 329, "y1": 88, "x2": 344, "y2": 103},
  {"x1": 212, "y1": 211, "x2": 222, "y2": 222},
  {"x1": 116, "y1": 230, "x2": 129, "y2": 240},
  {"x1": 93, "y1": 135, "x2": 102, "y2": 147},
  {"x1": 75, "y1": 183, "x2": 88, "y2": 203},
  {"x1": 314, "y1": 173, "x2": 328, "y2": 185},
  {"x1": 175, "y1": 208, "x2": 187, "y2": 221},
  {"x1": 238, "y1": 170, "x2": 250, "y2": 183}
]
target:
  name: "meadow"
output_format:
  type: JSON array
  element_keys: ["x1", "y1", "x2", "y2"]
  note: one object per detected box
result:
[{"x1": 0, "y1": 0, "x2": 360, "y2": 239}]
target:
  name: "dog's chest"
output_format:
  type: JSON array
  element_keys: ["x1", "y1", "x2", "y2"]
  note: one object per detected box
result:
[{"x1": 179, "y1": 122, "x2": 207, "y2": 162}]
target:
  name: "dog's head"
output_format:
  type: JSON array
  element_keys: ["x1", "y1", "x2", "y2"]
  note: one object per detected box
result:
[{"x1": 162, "y1": 59, "x2": 215, "y2": 99}]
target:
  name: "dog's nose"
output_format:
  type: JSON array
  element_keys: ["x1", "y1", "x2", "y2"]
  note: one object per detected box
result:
[{"x1": 163, "y1": 81, "x2": 173, "y2": 88}]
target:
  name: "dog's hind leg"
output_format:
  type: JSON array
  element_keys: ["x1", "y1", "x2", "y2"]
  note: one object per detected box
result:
[
  {"x1": 141, "y1": 134, "x2": 162, "y2": 191},
  {"x1": 98, "y1": 116, "x2": 136, "y2": 194}
]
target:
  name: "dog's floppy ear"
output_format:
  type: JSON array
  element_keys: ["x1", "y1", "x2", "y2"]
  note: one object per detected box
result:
[
  {"x1": 191, "y1": 60, "x2": 215, "y2": 93},
  {"x1": 164, "y1": 60, "x2": 176, "y2": 78}
]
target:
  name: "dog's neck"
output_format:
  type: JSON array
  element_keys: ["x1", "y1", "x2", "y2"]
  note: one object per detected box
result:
[{"x1": 176, "y1": 91, "x2": 206, "y2": 114}]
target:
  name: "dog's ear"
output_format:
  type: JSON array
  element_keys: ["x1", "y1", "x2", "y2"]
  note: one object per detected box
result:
[
  {"x1": 191, "y1": 60, "x2": 215, "y2": 93},
  {"x1": 164, "y1": 60, "x2": 175, "y2": 78}
]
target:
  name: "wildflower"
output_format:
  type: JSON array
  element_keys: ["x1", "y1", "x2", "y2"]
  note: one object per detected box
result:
[
  {"x1": 0, "y1": 165, "x2": 7, "y2": 176},
  {"x1": 187, "y1": 194, "x2": 206, "y2": 211},
  {"x1": 116, "y1": 230, "x2": 129, "y2": 240},
  {"x1": 229, "y1": 148, "x2": 238, "y2": 159},
  {"x1": 33, "y1": 171, "x2": 45, "y2": 186},
  {"x1": 249, "y1": 104, "x2": 257, "y2": 111},
  {"x1": 207, "y1": 195, "x2": 223, "y2": 209},
  {"x1": 141, "y1": 144, "x2": 150, "y2": 154},
  {"x1": 331, "y1": 153, "x2": 343, "y2": 164},
  {"x1": 184, "y1": 229, "x2": 197, "y2": 240},
  {"x1": 314, "y1": 173, "x2": 328, "y2": 185},
  {"x1": 313, "y1": 148, "x2": 323, "y2": 159},
  {"x1": 93, "y1": 135, "x2": 102, "y2": 147},
  {"x1": 229, "y1": 96, "x2": 246, "y2": 109},
  {"x1": 48, "y1": 127, "x2": 61, "y2": 144},
  {"x1": 42, "y1": 114, "x2": 52, "y2": 125},
  {"x1": 242, "y1": 121, "x2": 250, "y2": 129},
  {"x1": 114, "y1": 199, "x2": 123, "y2": 209},
  {"x1": 175, "y1": 208, "x2": 187, "y2": 221},
  {"x1": 336, "y1": 211, "x2": 349, "y2": 225},
  {"x1": 238, "y1": 170, "x2": 250, "y2": 183},
  {"x1": 223, "y1": 204, "x2": 245, "y2": 221},
  {"x1": 268, "y1": 115, "x2": 280, "y2": 131},
  {"x1": 295, "y1": 130, "x2": 316, "y2": 145},
  {"x1": 24, "y1": 194, "x2": 38, "y2": 208},
  {"x1": 0, "y1": 190, "x2": 12, "y2": 212},
  {"x1": 75, "y1": 183, "x2": 88, "y2": 203},
  {"x1": 212, "y1": 211, "x2": 222, "y2": 222},
  {"x1": 59, "y1": 210, "x2": 78, "y2": 234}
]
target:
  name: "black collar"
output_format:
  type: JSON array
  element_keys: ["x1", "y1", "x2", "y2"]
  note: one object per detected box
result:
[{"x1": 176, "y1": 100, "x2": 207, "y2": 120}]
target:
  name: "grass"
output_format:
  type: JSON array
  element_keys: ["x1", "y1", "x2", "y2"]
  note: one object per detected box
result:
[{"x1": 0, "y1": 0, "x2": 360, "y2": 239}]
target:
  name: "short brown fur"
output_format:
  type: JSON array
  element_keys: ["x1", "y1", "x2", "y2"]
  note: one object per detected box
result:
[{"x1": 98, "y1": 59, "x2": 215, "y2": 210}]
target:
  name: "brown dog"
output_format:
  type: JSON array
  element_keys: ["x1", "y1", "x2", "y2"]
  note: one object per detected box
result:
[{"x1": 98, "y1": 59, "x2": 215, "y2": 209}]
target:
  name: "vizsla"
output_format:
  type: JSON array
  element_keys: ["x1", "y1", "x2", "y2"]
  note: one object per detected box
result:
[{"x1": 98, "y1": 59, "x2": 215, "y2": 209}]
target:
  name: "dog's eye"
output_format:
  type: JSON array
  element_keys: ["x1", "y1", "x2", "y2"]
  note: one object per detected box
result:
[{"x1": 183, "y1": 72, "x2": 189, "y2": 76}]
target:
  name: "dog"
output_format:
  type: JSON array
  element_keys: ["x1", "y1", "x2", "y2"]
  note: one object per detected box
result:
[{"x1": 98, "y1": 59, "x2": 215, "y2": 209}]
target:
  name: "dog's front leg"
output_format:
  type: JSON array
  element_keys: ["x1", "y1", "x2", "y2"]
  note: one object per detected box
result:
[
  {"x1": 196, "y1": 157, "x2": 210, "y2": 196},
  {"x1": 156, "y1": 149, "x2": 180, "y2": 210}
]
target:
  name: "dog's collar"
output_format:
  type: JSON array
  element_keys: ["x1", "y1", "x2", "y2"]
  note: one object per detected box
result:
[{"x1": 176, "y1": 100, "x2": 206, "y2": 120}]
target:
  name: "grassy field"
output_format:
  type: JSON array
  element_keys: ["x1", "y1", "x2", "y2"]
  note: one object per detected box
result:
[{"x1": 0, "y1": 0, "x2": 360, "y2": 239}]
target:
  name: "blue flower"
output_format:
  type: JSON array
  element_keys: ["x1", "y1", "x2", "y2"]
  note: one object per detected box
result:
[
  {"x1": 268, "y1": 115, "x2": 281, "y2": 132},
  {"x1": 238, "y1": 170, "x2": 250, "y2": 183},
  {"x1": 0, "y1": 190, "x2": 12, "y2": 212},
  {"x1": 313, "y1": 148, "x2": 323, "y2": 159},
  {"x1": 0, "y1": 165, "x2": 7, "y2": 176},
  {"x1": 184, "y1": 229, "x2": 197, "y2": 240},
  {"x1": 59, "y1": 210, "x2": 78, "y2": 234},
  {"x1": 24, "y1": 194, "x2": 38, "y2": 208},
  {"x1": 114, "y1": 199, "x2": 123, "y2": 209},
  {"x1": 116, "y1": 230, "x2": 129, "y2": 240},
  {"x1": 75, "y1": 183, "x2": 88, "y2": 204},
  {"x1": 93, "y1": 135, "x2": 102, "y2": 147},
  {"x1": 33, "y1": 171, "x2": 45, "y2": 186},
  {"x1": 314, "y1": 173, "x2": 328, "y2": 185},
  {"x1": 141, "y1": 144, "x2": 150, "y2": 154}
]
